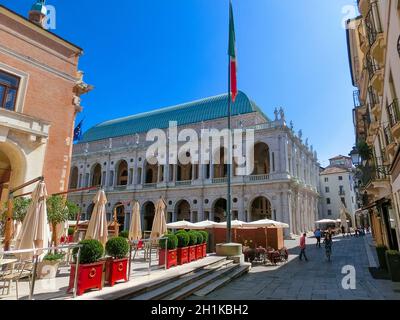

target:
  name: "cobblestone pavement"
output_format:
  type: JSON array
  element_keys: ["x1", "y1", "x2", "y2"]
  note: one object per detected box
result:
[{"x1": 192, "y1": 234, "x2": 400, "y2": 300}]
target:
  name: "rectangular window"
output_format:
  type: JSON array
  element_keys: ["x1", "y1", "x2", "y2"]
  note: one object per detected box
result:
[
  {"x1": 129, "y1": 168, "x2": 134, "y2": 184},
  {"x1": 272, "y1": 152, "x2": 275, "y2": 172},
  {"x1": 324, "y1": 177, "x2": 328, "y2": 182},
  {"x1": 328, "y1": 210, "x2": 332, "y2": 216},
  {"x1": 341, "y1": 197, "x2": 346, "y2": 207},
  {"x1": 339, "y1": 176, "x2": 343, "y2": 181},
  {"x1": 326, "y1": 198, "x2": 331, "y2": 205},
  {"x1": 0, "y1": 70, "x2": 20, "y2": 111},
  {"x1": 325, "y1": 187, "x2": 330, "y2": 193}
]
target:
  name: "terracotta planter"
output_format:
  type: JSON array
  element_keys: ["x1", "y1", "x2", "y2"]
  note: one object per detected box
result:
[
  {"x1": 67, "y1": 261, "x2": 104, "y2": 296},
  {"x1": 202, "y1": 243, "x2": 207, "y2": 258},
  {"x1": 105, "y1": 258, "x2": 128, "y2": 286},
  {"x1": 36, "y1": 260, "x2": 60, "y2": 279},
  {"x1": 188, "y1": 246, "x2": 196, "y2": 262},
  {"x1": 177, "y1": 247, "x2": 189, "y2": 265},
  {"x1": 195, "y1": 245, "x2": 203, "y2": 260},
  {"x1": 159, "y1": 249, "x2": 178, "y2": 269}
]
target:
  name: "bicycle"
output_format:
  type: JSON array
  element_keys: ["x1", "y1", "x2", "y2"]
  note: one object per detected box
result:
[{"x1": 325, "y1": 245, "x2": 332, "y2": 262}]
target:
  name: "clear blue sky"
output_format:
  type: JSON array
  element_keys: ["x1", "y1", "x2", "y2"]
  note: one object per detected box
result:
[{"x1": 4, "y1": 0, "x2": 359, "y2": 167}]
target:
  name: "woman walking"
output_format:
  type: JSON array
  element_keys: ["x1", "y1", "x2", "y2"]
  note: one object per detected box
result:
[{"x1": 324, "y1": 230, "x2": 333, "y2": 262}]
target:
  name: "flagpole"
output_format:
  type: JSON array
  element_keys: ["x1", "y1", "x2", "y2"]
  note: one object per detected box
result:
[{"x1": 226, "y1": 0, "x2": 232, "y2": 244}]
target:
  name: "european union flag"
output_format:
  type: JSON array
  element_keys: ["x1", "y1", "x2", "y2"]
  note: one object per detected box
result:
[{"x1": 73, "y1": 119, "x2": 83, "y2": 142}]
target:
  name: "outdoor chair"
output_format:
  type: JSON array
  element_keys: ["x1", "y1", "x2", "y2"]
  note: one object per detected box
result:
[{"x1": 1, "y1": 260, "x2": 33, "y2": 300}]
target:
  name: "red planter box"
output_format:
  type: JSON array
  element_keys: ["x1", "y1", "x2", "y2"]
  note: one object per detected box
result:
[
  {"x1": 67, "y1": 261, "x2": 104, "y2": 296},
  {"x1": 60, "y1": 235, "x2": 74, "y2": 243},
  {"x1": 188, "y1": 246, "x2": 196, "y2": 262},
  {"x1": 202, "y1": 243, "x2": 207, "y2": 258},
  {"x1": 195, "y1": 245, "x2": 203, "y2": 260},
  {"x1": 159, "y1": 249, "x2": 178, "y2": 269},
  {"x1": 105, "y1": 258, "x2": 128, "y2": 287},
  {"x1": 177, "y1": 247, "x2": 189, "y2": 265}
]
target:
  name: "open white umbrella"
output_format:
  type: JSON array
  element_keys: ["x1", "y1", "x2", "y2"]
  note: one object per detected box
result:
[
  {"x1": 191, "y1": 220, "x2": 219, "y2": 229},
  {"x1": 166, "y1": 220, "x2": 196, "y2": 229},
  {"x1": 85, "y1": 189, "x2": 108, "y2": 246},
  {"x1": 150, "y1": 198, "x2": 167, "y2": 239},
  {"x1": 214, "y1": 220, "x2": 246, "y2": 229},
  {"x1": 244, "y1": 219, "x2": 289, "y2": 229},
  {"x1": 129, "y1": 201, "x2": 142, "y2": 241},
  {"x1": 16, "y1": 181, "x2": 50, "y2": 260},
  {"x1": 315, "y1": 219, "x2": 337, "y2": 224}
]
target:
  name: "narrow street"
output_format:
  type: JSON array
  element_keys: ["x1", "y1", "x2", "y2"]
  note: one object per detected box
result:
[{"x1": 193, "y1": 234, "x2": 400, "y2": 300}]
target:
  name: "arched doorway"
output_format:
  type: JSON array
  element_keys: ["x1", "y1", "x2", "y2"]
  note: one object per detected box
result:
[
  {"x1": 213, "y1": 198, "x2": 227, "y2": 223},
  {"x1": 213, "y1": 148, "x2": 227, "y2": 178},
  {"x1": 145, "y1": 160, "x2": 158, "y2": 184},
  {"x1": 91, "y1": 163, "x2": 102, "y2": 187},
  {"x1": 177, "y1": 151, "x2": 192, "y2": 181},
  {"x1": 252, "y1": 143, "x2": 270, "y2": 175},
  {"x1": 0, "y1": 143, "x2": 26, "y2": 203},
  {"x1": 250, "y1": 196, "x2": 272, "y2": 221},
  {"x1": 143, "y1": 201, "x2": 155, "y2": 232},
  {"x1": 69, "y1": 166, "x2": 78, "y2": 189},
  {"x1": 116, "y1": 160, "x2": 128, "y2": 186},
  {"x1": 114, "y1": 203, "x2": 125, "y2": 232},
  {"x1": 176, "y1": 200, "x2": 191, "y2": 221}
]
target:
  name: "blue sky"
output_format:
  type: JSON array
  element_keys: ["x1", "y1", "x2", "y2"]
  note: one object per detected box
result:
[{"x1": 3, "y1": 0, "x2": 359, "y2": 167}]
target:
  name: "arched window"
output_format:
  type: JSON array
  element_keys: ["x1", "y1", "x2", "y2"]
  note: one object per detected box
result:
[
  {"x1": 252, "y1": 143, "x2": 270, "y2": 175},
  {"x1": 116, "y1": 160, "x2": 128, "y2": 186},
  {"x1": 91, "y1": 164, "x2": 102, "y2": 187},
  {"x1": 250, "y1": 196, "x2": 272, "y2": 221},
  {"x1": 69, "y1": 166, "x2": 79, "y2": 189}
]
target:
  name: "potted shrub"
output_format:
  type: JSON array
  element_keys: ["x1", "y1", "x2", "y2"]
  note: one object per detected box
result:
[
  {"x1": 194, "y1": 231, "x2": 204, "y2": 260},
  {"x1": 119, "y1": 230, "x2": 129, "y2": 239},
  {"x1": 68, "y1": 239, "x2": 105, "y2": 296},
  {"x1": 386, "y1": 250, "x2": 400, "y2": 282},
  {"x1": 175, "y1": 231, "x2": 190, "y2": 265},
  {"x1": 61, "y1": 227, "x2": 75, "y2": 243},
  {"x1": 105, "y1": 237, "x2": 130, "y2": 286},
  {"x1": 158, "y1": 233, "x2": 178, "y2": 269},
  {"x1": 187, "y1": 231, "x2": 198, "y2": 262},
  {"x1": 199, "y1": 231, "x2": 209, "y2": 258},
  {"x1": 376, "y1": 245, "x2": 388, "y2": 269},
  {"x1": 37, "y1": 252, "x2": 65, "y2": 279}
]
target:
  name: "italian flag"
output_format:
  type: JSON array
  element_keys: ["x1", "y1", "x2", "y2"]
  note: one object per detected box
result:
[{"x1": 228, "y1": 1, "x2": 238, "y2": 103}]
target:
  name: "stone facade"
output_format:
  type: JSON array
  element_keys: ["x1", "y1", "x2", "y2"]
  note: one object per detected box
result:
[{"x1": 68, "y1": 100, "x2": 320, "y2": 237}]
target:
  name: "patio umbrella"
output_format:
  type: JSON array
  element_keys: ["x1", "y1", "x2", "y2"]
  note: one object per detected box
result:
[
  {"x1": 129, "y1": 201, "x2": 142, "y2": 241},
  {"x1": 244, "y1": 219, "x2": 289, "y2": 229},
  {"x1": 315, "y1": 219, "x2": 337, "y2": 224},
  {"x1": 166, "y1": 220, "x2": 196, "y2": 229},
  {"x1": 85, "y1": 189, "x2": 108, "y2": 246},
  {"x1": 214, "y1": 220, "x2": 246, "y2": 229},
  {"x1": 150, "y1": 198, "x2": 167, "y2": 239},
  {"x1": 191, "y1": 220, "x2": 219, "y2": 229},
  {"x1": 16, "y1": 181, "x2": 50, "y2": 260}
]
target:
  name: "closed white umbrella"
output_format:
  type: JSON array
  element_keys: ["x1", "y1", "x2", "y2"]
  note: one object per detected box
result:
[
  {"x1": 150, "y1": 198, "x2": 167, "y2": 239},
  {"x1": 340, "y1": 206, "x2": 349, "y2": 231},
  {"x1": 129, "y1": 201, "x2": 142, "y2": 241},
  {"x1": 85, "y1": 189, "x2": 108, "y2": 246},
  {"x1": 16, "y1": 181, "x2": 50, "y2": 260},
  {"x1": 167, "y1": 220, "x2": 196, "y2": 229}
]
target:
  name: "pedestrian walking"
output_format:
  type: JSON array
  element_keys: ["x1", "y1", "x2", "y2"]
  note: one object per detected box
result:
[
  {"x1": 314, "y1": 228, "x2": 321, "y2": 248},
  {"x1": 299, "y1": 233, "x2": 308, "y2": 261},
  {"x1": 324, "y1": 231, "x2": 333, "y2": 262}
]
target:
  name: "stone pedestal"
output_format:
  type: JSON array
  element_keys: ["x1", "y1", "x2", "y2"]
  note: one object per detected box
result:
[{"x1": 216, "y1": 243, "x2": 244, "y2": 264}]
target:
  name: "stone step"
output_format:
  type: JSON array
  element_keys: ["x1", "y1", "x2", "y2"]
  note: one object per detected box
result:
[
  {"x1": 163, "y1": 263, "x2": 241, "y2": 300},
  {"x1": 130, "y1": 259, "x2": 233, "y2": 300},
  {"x1": 110, "y1": 256, "x2": 228, "y2": 300},
  {"x1": 192, "y1": 264, "x2": 251, "y2": 297}
]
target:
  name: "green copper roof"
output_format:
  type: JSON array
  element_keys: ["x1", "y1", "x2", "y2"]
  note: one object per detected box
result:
[{"x1": 79, "y1": 91, "x2": 269, "y2": 143}]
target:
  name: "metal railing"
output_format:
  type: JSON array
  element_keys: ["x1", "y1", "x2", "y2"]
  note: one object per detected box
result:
[
  {"x1": 212, "y1": 177, "x2": 228, "y2": 184},
  {"x1": 176, "y1": 180, "x2": 192, "y2": 186},
  {"x1": 384, "y1": 125, "x2": 394, "y2": 145},
  {"x1": 365, "y1": 54, "x2": 380, "y2": 80},
  {"x1": 247, "y1": 174, "x2": 270, "y2": 182},
  {"x1": 0, "y1": 244, "x2": 82, "y2": 300},
  {"x1": 365, "y1": 1, "x2": 383, "y2": 47},
  {"x1": 387, "y1": 99, "x2": 400, "y2": 127}
]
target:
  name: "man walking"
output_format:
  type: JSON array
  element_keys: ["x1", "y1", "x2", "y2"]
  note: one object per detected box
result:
[
  {"x1": 299, "y1": 233, "x2": 308, "y2": 261},
  {"x1": 314, "y1": 228, "x2": 321, "y2": 248}
]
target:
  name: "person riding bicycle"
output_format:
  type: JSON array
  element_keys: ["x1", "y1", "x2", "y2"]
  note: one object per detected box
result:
[{"x1": 324, "y1": 230, "x2": 333, "y2": 261}]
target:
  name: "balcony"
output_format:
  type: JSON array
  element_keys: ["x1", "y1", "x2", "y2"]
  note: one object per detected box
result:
[
  {"x1": 358, "y1": 0, "x2": 370, "y2": 17},
  {"x1": 339, "y1": 190, "x2": 346, "y2": 196},
  {"x1": 366, "y1": 55, "x2": 384, "y2": 95},
  {"x1": 247, "y1": 174, "x2": 270, "y2": 182},
  {"x1": 358, "y1": 161, "x2": 390, "y2": 198},
  {"x1": 384, "y1": 126, "x2": 396, "y2": 158},
  {"x1": 388, "y1": 99, "x2": 400, "y2": 139},
  {"x1": 114, "y1": 185, "x2": 127, "y2": 191},
  {"x1": 365, "y1": 2, "x2": 385, "y2": 63},
  {"x1": 368, "y1": 87, "x2": 381, "y2": 120},
  {"x1": 176, "y1": 180, "x2": 192, "y2": 187},
  {"x1": 212, "y1": 177, "x2": 228, "y2": 184},
  {"x1": 143, "y1": 183, "x2": 157, "y2": 189}
]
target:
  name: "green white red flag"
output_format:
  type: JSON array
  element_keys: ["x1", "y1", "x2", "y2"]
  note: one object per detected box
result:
[{"x1": 228, "y1": 1, "x2": 237, "y2": 103}]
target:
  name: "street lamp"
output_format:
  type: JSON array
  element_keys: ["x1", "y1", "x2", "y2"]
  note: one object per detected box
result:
[{"x1": 349, "y1": 147, "x2": 360, "y2": 166}]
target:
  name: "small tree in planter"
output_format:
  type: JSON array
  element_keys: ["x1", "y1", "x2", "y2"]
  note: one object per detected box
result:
[
  {"x1": 37, "y1": 252, "x2": 65, "y2": 279},
  {"x1": 175, "y1": 231, "x2": 190, "y2": 265},
  {"x1": 194, "y1": 231, "x2": 204, "y2": 260},
  {"x1": 119, "y1": 230, "x2": 129, "y2": 239},
  {"x1": 199, "y1": 231, "x2": 209, "y2": 258},
  {"x1": 105, "y1": 237, "x2": 130, "y2": 286},
  {"x1": 187, "y1": 231, "x2": 198, "y2": 262},
  {"x1": 68, "y1": 239, "x2": 105, "y2": 296},
  {"x1": 47, "y1": 195, "x2": 69, "y2": 247},
  {"x1": 385, "y1": 250, "x2": 400, "y2": 282},
  {"x1": 13, "y1": 197, "x2": 32, "y2": 222},
  {"x1": 376, "y1": 245, "x2": 388, "y2": 270},
  {"x1": 159, "y1": 233, "x2": 178, "y2": 269}
]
